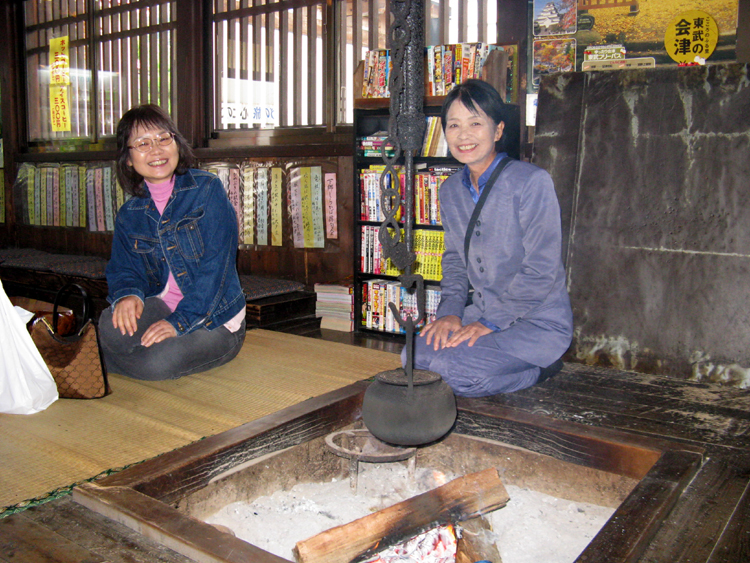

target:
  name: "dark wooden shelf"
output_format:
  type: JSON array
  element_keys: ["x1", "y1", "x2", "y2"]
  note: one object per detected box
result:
[{"x1": 353, "y1": 95, "x2": 448, "y2": 110}]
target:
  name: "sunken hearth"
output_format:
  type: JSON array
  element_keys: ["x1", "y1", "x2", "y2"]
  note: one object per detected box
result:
[{"x1": 72, "y1": 380, "x2": 704, "y2": 563}]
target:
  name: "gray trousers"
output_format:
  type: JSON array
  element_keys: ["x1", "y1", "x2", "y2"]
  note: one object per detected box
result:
[
  {"x1": 99, "y1": 297, "x2": 246, "y2": 381},
  {"x1": 402, "y1": 332, "x2": 540, "y2": 398}
]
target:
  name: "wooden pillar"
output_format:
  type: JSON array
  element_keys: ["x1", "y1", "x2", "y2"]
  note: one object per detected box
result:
[
  {"x1": 496, "y1": 0, "x2": 531, "y2": 160},
  {"x1": 175, "y1": 0, "x2": 207, "y2": 148},
  {"x1": 738, "y1": 0, "x2": 750, "y2": 63},
  {"x1": 0, "y1": 0, "x2": 26, "y2": 245}
]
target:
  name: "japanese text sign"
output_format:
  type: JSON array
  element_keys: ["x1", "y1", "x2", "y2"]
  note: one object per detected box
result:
[
  {"x1": 50, "y1": 36, "x2": 70, "y2": 85},
  {"x1": 665, "y1": 11, "x2": 718, "y2": 64}
]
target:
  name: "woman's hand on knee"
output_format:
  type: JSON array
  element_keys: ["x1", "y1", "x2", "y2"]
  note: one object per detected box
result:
[
  {"x1": 445, "y1": 321, "x2": 493, "y2": 348},
  {"x1": 421, "y1": 315, "x2": 462, "y2": 350},
  {"x1": 112, "y1": 295, "x2": 144, "y2": 336},
  {"x1": 141, "y1": 319, "x2": 177, "y2": 347}
]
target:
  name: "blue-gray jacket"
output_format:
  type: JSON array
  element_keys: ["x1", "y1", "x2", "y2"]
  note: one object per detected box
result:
[
  {"x1": 436, "y1": 157, "x2": 573, "y2": 367},
  {"x1": 106, "y1": 169, "x2": 245, "y2": 335}
]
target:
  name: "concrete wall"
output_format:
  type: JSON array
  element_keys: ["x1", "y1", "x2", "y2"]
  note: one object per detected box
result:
[{"x1": 534, "y1": 63, "x2": 750, "y2": 387}]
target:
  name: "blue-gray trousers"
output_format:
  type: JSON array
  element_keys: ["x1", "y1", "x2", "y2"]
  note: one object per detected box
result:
[
  {"x1": 402, "y1": 332, "x2": 540, "y2": 398},
  {"x1": 99, "y1": 297, "x2": 246, "y2": 381}
]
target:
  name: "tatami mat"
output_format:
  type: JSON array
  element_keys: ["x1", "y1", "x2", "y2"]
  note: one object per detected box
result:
[{"x1": 0, "y1": 330, "x2": 400, "y2": 514}]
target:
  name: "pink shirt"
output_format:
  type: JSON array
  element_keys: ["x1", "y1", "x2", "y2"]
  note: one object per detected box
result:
[
  {"x1": 146, "y1": 177, "x2": 184, "y2": 312},
  {"x1": 146, "y1": 177, "x2": 245, "y2": 333}
]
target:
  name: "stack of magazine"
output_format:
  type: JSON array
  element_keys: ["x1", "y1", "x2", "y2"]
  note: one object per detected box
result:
[{"x1": 314, "y1": 283, "x2": 354, "y2": 332}]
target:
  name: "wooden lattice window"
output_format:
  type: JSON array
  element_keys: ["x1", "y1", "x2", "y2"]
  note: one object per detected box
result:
[
  {"x1": 212, "y1": 0, "x2": 330, "y2": 130},
  {"x1": 24, "y1": 0, "x2": 176, "y2": 144},
  {"x1": 212, "y1": 0, "x2": 498, "y2": 130}
]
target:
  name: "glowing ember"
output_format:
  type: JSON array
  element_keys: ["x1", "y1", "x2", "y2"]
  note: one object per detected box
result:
[
  {"x1": 365, "y1": 524, "x2": 457, "y2": 563},
  {"x1": 431, "y1": 470, "x2": 449, "y2": 486}
]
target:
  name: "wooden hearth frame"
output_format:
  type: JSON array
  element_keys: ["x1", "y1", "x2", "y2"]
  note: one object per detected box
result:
[{"x1": 73, "y1": 380, "x2": 704, "y2": 563}]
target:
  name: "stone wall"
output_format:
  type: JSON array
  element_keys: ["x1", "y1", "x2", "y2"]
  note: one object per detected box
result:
[{"x1": 534, "y1": 63, "x2": 750, "y2": 387}]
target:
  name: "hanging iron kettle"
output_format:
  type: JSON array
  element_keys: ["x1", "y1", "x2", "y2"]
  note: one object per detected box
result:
[{"x1": 362, "y1": 367, "x2": 457, "y2": 446}]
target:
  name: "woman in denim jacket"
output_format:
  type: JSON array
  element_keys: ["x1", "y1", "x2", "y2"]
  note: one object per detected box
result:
[{"x1": 99, "y1": 104, "x2": 246, "y2": 380}]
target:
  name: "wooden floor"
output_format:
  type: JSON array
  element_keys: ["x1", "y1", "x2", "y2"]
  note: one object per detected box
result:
[{"x1": 2, "y1": 329, "x2": 749, "y2": 562}]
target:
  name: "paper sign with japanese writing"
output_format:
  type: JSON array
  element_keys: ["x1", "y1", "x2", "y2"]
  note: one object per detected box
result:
[
  {"x1": 310, "y1": 166, "x2": 325, "y2": 248},
  {"x1": 271, "y1": 167, "x2": 283, "y2": 246},
  {"x1": 242, "y1": 167, "x2": 255, "y2": 245},
  {"x1": 0, "y1": 170, "x2": 4, "y2": 224},
  {"x1": 50, "y1": 36, "x2": 70, "y2": 85},
  {"x1": 228, "y1": 168, "x2": 242, "y2": 240},
  {"x1": 31, "y1": 166, "x2": 40, "y2": 225},
  {"x1": 665, "y1": 11, "x2": 718, "y2": 64},
  {"x1": 256, "y1": 168, "x2": 269, "y2": 246},
  {"x1": 583, "y1": 44, "x2": 625, "y2": 61},
  {"x1": 49, "y1": 85, "x2": 71, "y2": 132},
  {"x1": 324, "y1": 173, "x2": 338, "y2": 238},
  {"x1": 287, "y1": 170, "x2": 305, "y2": 248},
  {"x1": 78, "y1": 165, "x2": 86, "y2": 228},
  {"x1": 581, "y1": 57, "x2": 655, "y2": 71},
  {"x1": 299, "y1": 167, "x2": 314, "y2": 247}
]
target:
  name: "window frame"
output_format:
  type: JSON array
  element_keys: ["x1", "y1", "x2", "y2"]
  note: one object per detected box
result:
[
  {"x1": 206, "y1": 0, "x2": 344, "y2": 150},
  {"x1": 10, "y1": 0, "x2": 506, "y2": 157},
  {"x1": 22, "y1": 0, "x2": 178, "y2": 151}
]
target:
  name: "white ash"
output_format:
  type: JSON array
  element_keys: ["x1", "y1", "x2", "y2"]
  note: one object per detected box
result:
[{"x1": 205, "y1": 462, "x2": 614, "y2": 563}]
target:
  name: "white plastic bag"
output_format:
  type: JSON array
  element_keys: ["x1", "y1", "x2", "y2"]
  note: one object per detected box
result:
[{"x1": 0, "y1": 280, "x2": 58, "y2": 414}]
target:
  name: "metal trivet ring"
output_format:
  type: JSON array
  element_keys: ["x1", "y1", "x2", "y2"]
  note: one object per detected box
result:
[
  {"x1": 375, "y1": 368, "x2": 442, "y2": 386},
  {"x1": 325, "y1": 428, "x2": 417, "y2": 493}
]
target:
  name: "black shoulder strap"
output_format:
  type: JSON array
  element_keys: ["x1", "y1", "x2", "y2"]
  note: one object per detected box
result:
[{"x1": 463, "y1": 156, "x2": 512, "y2": 264}]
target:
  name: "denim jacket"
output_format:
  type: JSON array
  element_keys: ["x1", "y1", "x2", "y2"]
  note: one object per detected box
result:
[{"x1": 106, "y1": 169, "x2": 245, "y2": 335}]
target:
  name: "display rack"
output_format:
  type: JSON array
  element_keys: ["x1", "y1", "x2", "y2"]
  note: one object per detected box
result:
[{"x1": 351, "y1": 48, "x2": 520, "y2": 336}]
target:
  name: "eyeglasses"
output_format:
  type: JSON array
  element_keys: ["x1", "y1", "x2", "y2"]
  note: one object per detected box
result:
[{"x1": 128, "y1": 132, "x2": 175, "y2": 153}]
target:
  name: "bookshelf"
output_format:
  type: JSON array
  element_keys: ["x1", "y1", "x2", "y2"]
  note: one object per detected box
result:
[
  {"x1": 352, "y1": 100, "x2": 453, "y2": 336},
  {"x1": 351, "y1": 46, "x2": 521, "y2": 336}
]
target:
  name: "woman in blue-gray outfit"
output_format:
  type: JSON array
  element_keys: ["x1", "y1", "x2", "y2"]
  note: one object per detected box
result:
[
  {"x1": 405, "y1": 79, "x2": 573, "y2": 397},
  {"x1": 99, "y1": 104, "x2": 246, "y2": 380}
]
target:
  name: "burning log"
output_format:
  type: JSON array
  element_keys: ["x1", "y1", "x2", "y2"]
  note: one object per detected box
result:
[
  {"x1": 293, "y1": 467, "x2": 509, "y2": 563},
  {"x1": 455, "y1": 517, "x2": 503, "y2": 563},
  {"x1": 363, "y1": 524, "x2": 458, "y2": 563}
]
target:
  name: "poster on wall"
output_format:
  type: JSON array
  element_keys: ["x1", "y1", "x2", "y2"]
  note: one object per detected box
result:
[
  {"x1": 532, "y1": 38, "x2": 577, "y2": 90},
  {"x1": 533, "y1": 0, "x2": 577, "y2": 37},
  {"x1": 575, "y1": 0, "x2": 738, "y2": 69},
  {"x1": 528, "y1": 0, "x2": 738, "y2": 90}
]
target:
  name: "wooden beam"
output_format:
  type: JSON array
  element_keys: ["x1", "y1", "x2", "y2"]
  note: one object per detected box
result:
[
  {"x1": 579, "y1": 448, "x2": 704, "y2": 562},
  {"x1": 455, "y1": 395, "x2": 708, "y2": 480},
  {"x1": 0, "y1": 513, "x2": 106, "y2": 563},
  {"x1": 293, "y1": 467, "x2": 509, "y2": 563},
  {"x1": 87, "y1": 382, "x2": 368, "y2": 503},
  {"x1": 74, "y1": 483, "x2": 288, "y2": 563},
  {"x1": 706, "y1": 474, "x2": 750, "y2": 562}
]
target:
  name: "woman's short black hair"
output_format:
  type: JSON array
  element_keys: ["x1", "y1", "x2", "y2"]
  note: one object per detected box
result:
[
  {"x1": 440, "y1": 79, "x2": 509, "y2": 154},
  {"x1": 115, "y1": 104, "x2": 194, "y2": 198}
]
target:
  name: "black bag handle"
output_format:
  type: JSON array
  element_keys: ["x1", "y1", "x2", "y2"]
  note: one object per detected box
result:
[
  {"x1": 52, "y1": 283, "x2": 92, "y2": 336},
  {"x1": 463, "y1": 156, "x2": 512, "y2": 264}
]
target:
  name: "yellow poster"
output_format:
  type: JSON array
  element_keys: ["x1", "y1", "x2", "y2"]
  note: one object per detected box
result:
[
  {"x1": 665, "y1": 11, "x2": 719, "y2": 64},
  {"x1": 50, "y1": 85, "x2": 71, "y2": 132},
  {"x1": 49, "y1": 36, "x2": 70, "y2": 85}
]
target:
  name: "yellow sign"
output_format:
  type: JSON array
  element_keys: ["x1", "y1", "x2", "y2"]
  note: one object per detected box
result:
[
  {"x1": 49, "y1": 36, "x2": 70, "y2": 85},
  {"x1": 50, "y1": 85, "x2": 71, "y2": 132},
  {"x1": 665, "y1": 11, "x2": 718, "y2": 64}
]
